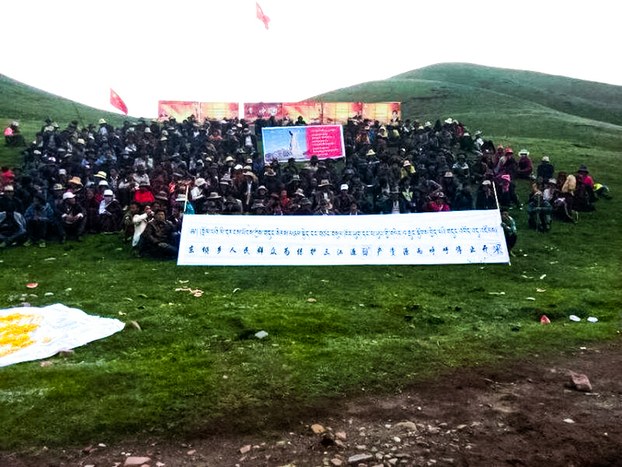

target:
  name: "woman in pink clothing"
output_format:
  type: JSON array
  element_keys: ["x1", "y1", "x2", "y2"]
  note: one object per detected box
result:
[{"x1": 424, "y1": 192, "x2": 451, "y2": 212}]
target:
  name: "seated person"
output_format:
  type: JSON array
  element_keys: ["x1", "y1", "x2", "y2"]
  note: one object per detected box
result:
[
  {"x1": 98, "y1": 189, "x2": 123, "y2": 233},
  {"x1": 131, "y1": 204, "x2": 153, "y2": 248},
  {"x1": 0, "y1": 205, "x2": 27, "y2": 247},
  {"x1": 121, "y1": 202, "x2": 140, "y2": 244},
  {"x1": 424, "y1": 192, "x2": 451, "y2": 212},
  {"x1": 475, "y1": 180, "x2": 497, "y2": 210},
  {"x1": 137, "y1": 208, "x2": 178, "y2": 259},
  {"x1": 496, "y1": 174, "x2": 521, "y2": 210},
  {"x1": 59, "y1": 191, "x2": 86, "y2": 241},
  {"x1": 516, "y1": 149, "x2": 533, "y2": 179},
  {"x1": 23, "y1": 193, "x2": 55, "y2": 247},
  {"x1": 546, "y1": 178, "x2": 578, "y2": 223},
  {"x1": 4, "y1": 122, "x2": 25, "y2": 147}
]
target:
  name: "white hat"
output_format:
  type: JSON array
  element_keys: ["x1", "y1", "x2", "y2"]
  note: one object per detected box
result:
[
  {"x1": 98, "y1": 180, "x2": 109, "y2": 186},
  {"x1": 62, "y1": 191, "x2": 75, "y2": 200},
  {"x1": 340, "y1": 183, "x2": 349, "y2": 191},
  {"x1": 103, "y1": 189, "x2": 114, "y2": 196}
]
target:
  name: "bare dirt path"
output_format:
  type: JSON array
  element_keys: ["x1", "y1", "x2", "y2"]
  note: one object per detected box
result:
[{"x1": 3, "y1": 340, "x2": 621, "y2": 467}]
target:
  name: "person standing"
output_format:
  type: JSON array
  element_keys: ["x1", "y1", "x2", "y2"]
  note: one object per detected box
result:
[{"x1": 501, "y1": 208, "x2": 517, "y2": 256}]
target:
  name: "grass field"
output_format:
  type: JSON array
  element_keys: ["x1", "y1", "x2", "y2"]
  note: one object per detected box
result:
[{"x1": 0, "y1": 64, "x2": 621, "y2": 450}]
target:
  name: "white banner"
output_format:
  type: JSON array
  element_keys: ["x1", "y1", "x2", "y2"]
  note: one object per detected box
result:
[
  {"x1": 0, "y1": 304, "x2": 125, "y2": 367},
  {"x1": 177, "y1": 211, "x2": 510, "y2": 266}
]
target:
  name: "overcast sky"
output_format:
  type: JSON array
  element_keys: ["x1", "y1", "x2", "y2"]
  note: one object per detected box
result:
[{"x1": 2, "y1": 0, "x2": 619, "y2": 118}]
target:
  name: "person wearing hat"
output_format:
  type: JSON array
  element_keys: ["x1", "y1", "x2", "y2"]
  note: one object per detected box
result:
[
  {"x1": 475, "y1": 179, "x2": 497, "y2": 210},
  {"x1": 496, "y1": 147, "x2": 518, "y2": 180},
  {"x1": 424, "y1": 191, "x2": 451, "y2": 212},
  {"x1": 67, "y1": 176, "x2": 84, "y2": 200},
  {"x1": 98, "y1": 189, "x2": 123, "y2": 233},
  {"x1": 333, "y1": 183, "x2": 355, "y2": 214},
  {"x1": 536, "y1": 156, "x2": 554, "y2": 185},
  {"x1": 313, "y1": 179, "x2": 335, "y2": 211},
  {"x1": 516, "y1": 149, "x2": 533, "y2": 179},
  {"x1": 97, "y1": 118, "x2": 108, "y2": 137},
  {"x1": 137, "y1": 208, "x2": 178, "y2": 259},
  {"x1": 496, "y1": 173, "x2": 522, "y2": 210},
  {"x1": 441, "y1": 171, "x2": 459, "y2": 204},
  {"x1": 0, "y1": 200, "x2": 27, "y2": 248},
  {"x1": 94, "y1": 170, "x2": 108, "y2": 181},
  {"x1": 314, "y1": 196, "x2": 335, "y2": 215},
  {"x1": 239, "y1": 170, "x2": 259, "y2": 212},
  {"x1": 23, "y1": 193, "x2": 55, "y2": 247},
  {"x1": 0, "y1": 184, "x2": 24, "y2": 214},
  {"x1": 564, "y1": 165, "x2": 595, "y2": 212},
  {"x1": 451, "y1": 154, "x2": 470, "y2": 183},
  {"x1": 205, "y1": 192, "x2": 223, "y2": 215},
  {"x1": 59, "y1": 191, "x2": 86, "y2": 242}
]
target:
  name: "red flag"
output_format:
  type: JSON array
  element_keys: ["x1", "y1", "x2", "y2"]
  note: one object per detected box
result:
[
  {"x1": 256, "y1": 2, "x2": 270, "y2": 30},
  {"x1": 110, "y1": 88, "x2": 128, "y2": 115}
]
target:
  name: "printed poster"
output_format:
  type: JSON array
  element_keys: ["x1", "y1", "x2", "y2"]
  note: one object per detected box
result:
[{"x1": 262, "y1": 125, "x2": 345, "y2": 162}]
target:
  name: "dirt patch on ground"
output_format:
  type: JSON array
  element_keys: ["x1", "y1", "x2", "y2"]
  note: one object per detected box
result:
[{"x1": 2, "y1": 340, "x2": 622, "y2": 467}]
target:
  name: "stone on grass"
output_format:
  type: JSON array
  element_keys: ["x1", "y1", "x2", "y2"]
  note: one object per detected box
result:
[
  {"x1": 569, "y1": 371, "x2": 592, "y2": 392},
  {"x1": 348, "y1": 453, "x2": 373, "y2": 464},
  {"x1": 311, "y1": 423, "x2": 326, "y2": 434},
  {"x1": 124, "y1": 457, "x2": 151, "y2": 466}
]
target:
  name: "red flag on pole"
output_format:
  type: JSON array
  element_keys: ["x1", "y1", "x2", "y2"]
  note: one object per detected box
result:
[
  {"x1": 256, "y1": 2, "x2": 270, "y2": 30},
  {"x1": 110, "y1": 88, "x2": 128, "y2": 115}
]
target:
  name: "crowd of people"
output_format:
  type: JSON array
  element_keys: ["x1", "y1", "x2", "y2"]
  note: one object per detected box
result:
[{"x1": 0, "y1": 113, "x2": 610, "y2": 258}]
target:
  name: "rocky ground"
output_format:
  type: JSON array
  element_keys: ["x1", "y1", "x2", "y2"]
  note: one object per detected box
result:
[{"x1": 2, "y1": 340, "x2": 622, "y2": 467}]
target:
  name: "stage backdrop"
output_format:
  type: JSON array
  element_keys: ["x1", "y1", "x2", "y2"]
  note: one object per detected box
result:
[
  {"x1": 177, "y1": 211, "x2": 510, "y2": 266},
  {"x1": 159, "y1": 101, "x2": 401, "y2": 124},
  {"x1": 262, "y1": 125, "x2": 345, "y2": 162}
]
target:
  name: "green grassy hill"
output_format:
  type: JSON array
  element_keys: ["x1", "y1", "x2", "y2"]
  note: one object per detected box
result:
[
  {"x1": 0, "y1": 74, "x2": 133, "y2": 166},
  {"x1": 316, "y1": 62, "x2": 622, "y2": 151}
]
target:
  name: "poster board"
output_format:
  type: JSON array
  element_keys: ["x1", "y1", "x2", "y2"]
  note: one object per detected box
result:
[{"x1": 261, "y1": 125, "x2": 345, "y2": 162}]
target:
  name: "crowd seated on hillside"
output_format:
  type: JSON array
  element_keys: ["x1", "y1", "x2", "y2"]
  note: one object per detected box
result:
[{"x1": 0, "y1": 114, "x2": 610, "y2": 255}]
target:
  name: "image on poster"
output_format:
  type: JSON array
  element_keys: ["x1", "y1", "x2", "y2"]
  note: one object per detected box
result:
[
  {"x1": 158, "y1": 101, "x2": 200, "y2": 121},
  {"x1": 362, "y1": 102, "x2": 401, "y2": 122},
  {"x1": 281, "y1": 102, "x2": 323, "y2": 124},
  {"x1": 262, "y1": 125, "x2": 345, "y2": 162},
  {"x1": 199, "y1": 102, "x2": 239, "y2": 120},
  {"x1": 322, "y1": 102, "x2": 364, "y2": 124},
  {"x1": 244, "y1": 103, "x2": 284, "y2": 121}
]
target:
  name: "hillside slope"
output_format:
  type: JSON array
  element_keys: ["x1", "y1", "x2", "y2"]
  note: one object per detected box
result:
[
  {"x1": 316, "y1": 63, "x2": 622, "y2": 149},
  {"x1": 392, "y1": 62, "x2": 622, "y2": 126}
]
